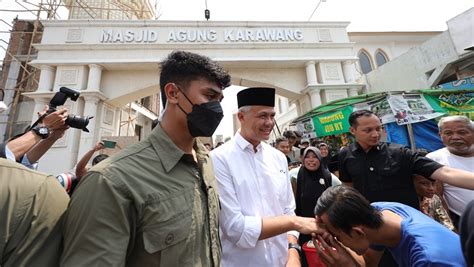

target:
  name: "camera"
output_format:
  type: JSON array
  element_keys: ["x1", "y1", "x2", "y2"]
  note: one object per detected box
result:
[{"x1": 48, "y1": 87, "x2": 93, "y2": 132}]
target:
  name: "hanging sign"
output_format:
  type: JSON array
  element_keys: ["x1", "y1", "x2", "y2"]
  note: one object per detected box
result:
[{"x1": 312, "y1": 106, "x2": 352, "y2": 137}]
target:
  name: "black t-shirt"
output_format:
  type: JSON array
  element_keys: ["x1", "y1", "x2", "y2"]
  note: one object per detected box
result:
[{"x1": 338, "y1": 142, "x2": 443, "y2": 209}]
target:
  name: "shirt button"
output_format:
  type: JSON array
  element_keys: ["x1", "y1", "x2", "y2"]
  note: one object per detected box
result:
[
  {"x1": 165, "y1": 233, "x2": 174, "y2": 245},
  {"x1": 369, "y1": 167, "x2": 374, "y2": 171}
]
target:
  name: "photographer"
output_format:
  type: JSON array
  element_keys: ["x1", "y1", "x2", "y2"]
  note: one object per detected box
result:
[
  {"x1": 0, "y1": 105, "x2": 69, "y2": 169},
  {"x1": 1, "y1": 86, "x2": 92, "y2": 170}
]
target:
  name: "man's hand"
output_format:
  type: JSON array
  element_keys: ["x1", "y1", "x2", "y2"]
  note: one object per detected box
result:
[
  {"x1": 314, "y1": 234, "x2": 360, "y2": 267},
  {"x1": 42, "y1": 108, "x2": 68, "y2": 130},
  {"x1": 93, "y1": 141, "x2": 105, "y2": 152},
  {"x1": 294, "y1": 216, "x2": 319, "y2": 235}
]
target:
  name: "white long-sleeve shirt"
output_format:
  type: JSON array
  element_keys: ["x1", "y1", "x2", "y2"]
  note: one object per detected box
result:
[{"x1": 210, "y1": 132, "x2": 297, "y2": 267}]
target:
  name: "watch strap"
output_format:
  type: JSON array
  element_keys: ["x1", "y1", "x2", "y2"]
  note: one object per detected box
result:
[
  {"x1": 32, "y1": 125, "x2": 50, "y2": 139},
  {"x1": 288, "y1": 242, "x2": 302, "y2": 253}
]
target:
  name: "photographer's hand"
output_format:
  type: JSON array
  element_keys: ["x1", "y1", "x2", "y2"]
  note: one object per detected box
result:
[
  {"x1": 93, "y1": 141, "x2": 105, "y2": 152},
  {"x1": 42, "y1": 108, "x2": 68, "y2": 130}
]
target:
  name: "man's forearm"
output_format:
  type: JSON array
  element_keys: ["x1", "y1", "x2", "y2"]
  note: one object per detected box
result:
[
  {"x1": 7, "y1": 131, "x2": 41, "y2": 161},
  {"x1": 260, "y1": 216, "x2": 296, "y2": 240},
  {"x1": 287, "y1": 233, "x2": 301, "y2": 265},
  {"x1": 431, "y1": 166, "x2": 474, "y2": 190},
  {"x1": 25, "y1": 136, "x2": 60, "y2": 164},
  {"x1": 75, "y1": 149, "x2": 96, "y2": 178}
]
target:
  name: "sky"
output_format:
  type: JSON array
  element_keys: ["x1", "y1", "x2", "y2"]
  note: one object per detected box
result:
[{"x1": 1, "y1": 0, "x2": 473, "y2": 140}]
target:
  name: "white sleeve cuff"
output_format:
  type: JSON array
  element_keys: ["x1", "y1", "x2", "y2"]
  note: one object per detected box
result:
[
  {"x1": 4, "y1": 144, "x2": 15, "y2": 161},
  {"x1": 236, "y1": 216, "x2": 262, "y2": 248},
  {"x1": 20, "y1": 155, "x2": 38, "y2": 170},
  {"x1": 288, "y1": 230, "x2": 299, "y2": 239}
]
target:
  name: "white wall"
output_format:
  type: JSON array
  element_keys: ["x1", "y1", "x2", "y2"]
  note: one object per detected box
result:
[
  {"x1": 365, "y1": 31, "x2": 459, "y2": 92},
  {"x1": 447, "y1": 8, "x2": 474, "y2": 56},
  {"x1": 349, "y1": 32, "x2": 440, "y2": 78}
]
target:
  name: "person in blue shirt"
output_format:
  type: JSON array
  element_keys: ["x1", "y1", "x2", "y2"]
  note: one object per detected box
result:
[{"x1": 313, "y1": 186, "x2": 466, "y2": 267}]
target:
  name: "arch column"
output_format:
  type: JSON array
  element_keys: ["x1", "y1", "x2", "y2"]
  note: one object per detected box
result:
[
  {"x1": 86, "y1": 64, "x2": 103, "y2": 91},
  {"x1": 37, "y1": 65, "x2": 56, "y2": 92},
  {"x1": 342, "y1": 61, "x2": 356, "y2": 83},
  {"x1": 308, "y1": 88, "x2": 322, "y2": 108},
  {"x1": 77, "y1": 94, "x2": 101, "y2": 161},
  {"x1": 305, "y1": 61, "x2": 319, "y2": 86}
]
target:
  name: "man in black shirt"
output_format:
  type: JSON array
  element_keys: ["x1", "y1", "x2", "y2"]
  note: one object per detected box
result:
[
  {"x1": 338, "y1": 110, "x2": 474, "y2": 267},
  {"x1": 339, "y1": 110, "x2": 474, "y2": 205}
]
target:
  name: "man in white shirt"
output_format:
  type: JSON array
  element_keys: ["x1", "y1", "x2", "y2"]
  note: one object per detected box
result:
[
  {"x1": 427, "y1": 115, "x2": 474, "y2": 227},
  {"x1": 211, "y1": 87, "x2": 318, "y2": 267}
]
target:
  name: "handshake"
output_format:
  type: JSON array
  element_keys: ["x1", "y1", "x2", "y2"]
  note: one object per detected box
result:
[{"x1": 294, "y1": 215, "x2": 359, "y2": 267}]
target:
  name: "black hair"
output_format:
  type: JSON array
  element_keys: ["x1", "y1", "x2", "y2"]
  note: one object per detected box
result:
[
  {"x1": 314, "y1": 186, "x2": 383, "y2": 235},
  {"x1": 318, "y1": 143, "x2": 329, "y2": 149},
  {"x1": 283, "y1": 130, "x2": 296, "y2": 139},
  {"x1": 92, "y1": 154, "x2": 109, "y2": 166},
  {"x1": 348, "y1": 110, "x2": 376, "y2": 127},
  {"x1": 275, "y1": 136, "x2": 289, "y2": 146},
  {"x1": 160, "y1": 51, "x2": 231, "y2": 107}
]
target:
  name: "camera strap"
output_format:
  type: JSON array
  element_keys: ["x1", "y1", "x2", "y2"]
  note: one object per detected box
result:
[{"x1": 25, "y1": 113, "x2": 48, "y2": 133}]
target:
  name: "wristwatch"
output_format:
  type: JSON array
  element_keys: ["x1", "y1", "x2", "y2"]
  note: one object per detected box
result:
[
  {"x1": 288, "y1": 243, "x2": 302, "y2": 253},
  {"x1": 32, "y1": 125, "x2": 50, "y2": 139}
]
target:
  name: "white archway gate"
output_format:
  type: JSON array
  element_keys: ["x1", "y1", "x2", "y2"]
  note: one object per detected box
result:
[{"x1": 25, "y1": 20, "x2": 363, "y2": 173}]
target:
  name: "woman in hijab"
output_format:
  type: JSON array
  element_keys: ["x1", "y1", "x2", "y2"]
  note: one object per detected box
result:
[{"x1": 295, "y1": 146, "x2": 333, "y2": 247}]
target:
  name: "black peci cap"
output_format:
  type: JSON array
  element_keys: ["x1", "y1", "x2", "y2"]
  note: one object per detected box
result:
[{"x1": 237, "y1": 87, "x2": 275, "y2": 108}]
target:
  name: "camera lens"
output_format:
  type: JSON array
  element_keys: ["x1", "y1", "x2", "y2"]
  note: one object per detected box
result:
[{"x1": 66, "y1": 115, "x2": 93, "y2": 132}]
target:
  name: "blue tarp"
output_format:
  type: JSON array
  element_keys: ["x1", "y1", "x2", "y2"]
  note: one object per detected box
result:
[
  {"x1": 386, "y1": 77, "x2": 474, "y2": 152},
  {"x1": 386, "y1": 119, "x2": 444, "y2": 152}
]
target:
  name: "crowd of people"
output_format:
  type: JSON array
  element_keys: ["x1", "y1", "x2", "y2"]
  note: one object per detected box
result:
[{"x1": 0, "y1": 50, "x2": 473, "y2": 267}]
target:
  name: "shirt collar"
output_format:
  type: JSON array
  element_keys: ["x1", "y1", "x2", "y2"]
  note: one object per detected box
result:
[
  {"x1": 148, "y1": 124, "x2": 186, "y2": 173},
  {"x1": 235, "y1": 131, "x2": 262, "y2": 152},
  {"x1": 352, "y1": 142, "x2": 383, "y2": 153}
]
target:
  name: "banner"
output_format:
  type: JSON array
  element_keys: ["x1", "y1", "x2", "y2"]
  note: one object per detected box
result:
[
  {"x1": 296, "y1": 90, "x2": 473, "y2": 138},
  {"x1": 296, "y1": 117, "x2": 317, "y2": 139},
  {"x1": 424, "y1": 92, "x2": 474, "y2": 120},
  {"x1": 312, "y1": 106, "x2": 352, "y2": 137},
  {"x1": 387, "y1": 94, "x2": 443, "y2": 125},
  {"x1": 435, "y1": 76, "x2": 474, "y2": 90},
  {"x1": 353, "y1": 97, "x2": 395, "y2": 124}
]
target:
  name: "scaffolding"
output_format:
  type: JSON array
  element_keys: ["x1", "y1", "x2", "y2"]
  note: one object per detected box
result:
[{"x1": 0, "y1": 0, "x2": 160, "y2": 141}]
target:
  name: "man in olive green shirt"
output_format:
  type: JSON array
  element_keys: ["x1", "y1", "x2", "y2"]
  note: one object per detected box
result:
[
  {"x1": 61, "y1": 51, "x2": 231, "y2": 266},
  {"x1": 0, "y1": 158, "x2": 69, "y2": 267}
]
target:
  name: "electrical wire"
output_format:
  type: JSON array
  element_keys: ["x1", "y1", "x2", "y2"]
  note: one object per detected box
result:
[{"x1": 308, "y1": 0, "x2": 323, "y2": 21}]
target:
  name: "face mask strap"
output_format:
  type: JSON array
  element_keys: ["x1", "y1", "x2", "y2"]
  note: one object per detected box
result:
[{"x1": 174, "y1": 83, "x2": 195, "y2": 106}]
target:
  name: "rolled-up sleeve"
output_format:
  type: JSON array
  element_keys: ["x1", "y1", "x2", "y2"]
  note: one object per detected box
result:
[
  {"x1": 211, "y1": 152, "x2": 262, "y2": 249},
  {"x1": 410, "y1": 149, "x2": 443, "y2": 178},
  {"x1": 60, "y1": 172, "x2": 132, "y2": 266}
]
